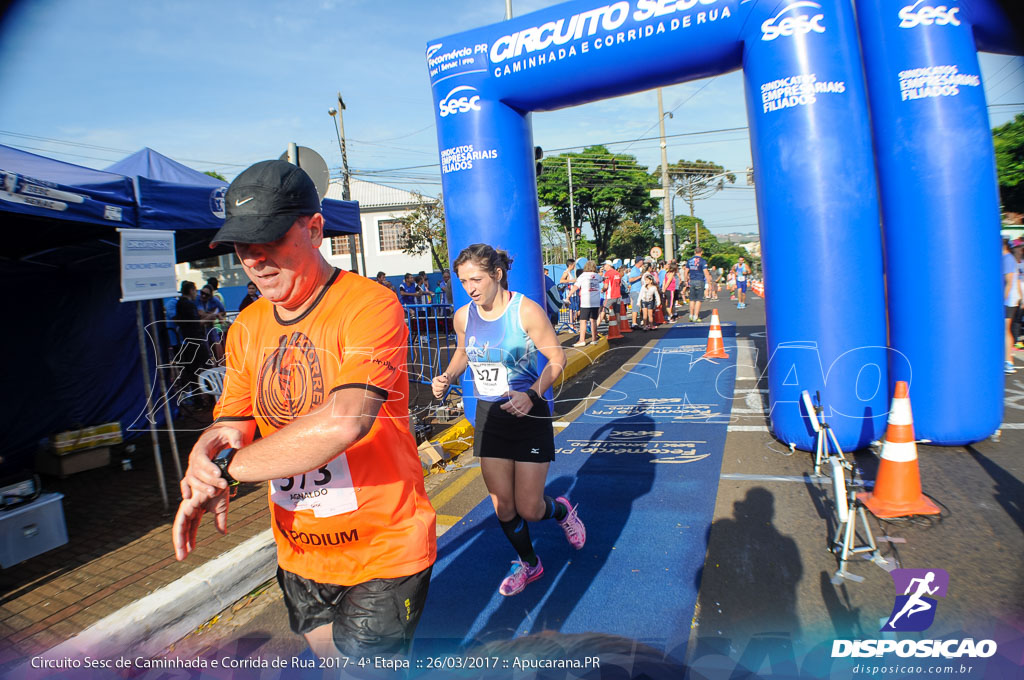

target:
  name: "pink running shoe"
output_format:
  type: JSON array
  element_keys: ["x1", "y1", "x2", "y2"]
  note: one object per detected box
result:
[
  {"x1": 499, "y1": 557, "x2": 544, "y2": 596},
  {"x1": 556, "y1": 496, "x2": 586, "y2": 549}
]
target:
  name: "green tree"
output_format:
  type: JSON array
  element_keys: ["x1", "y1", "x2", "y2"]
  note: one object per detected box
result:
[
  {"x1": 538, "y1": 145, "x2": 658, "y2": 261},
  {"x1": 610, "y1": 219, "x2": 659, "y2": 259},
  {"x1": 540, "y1": 210, "x2": 571, "y2": 264},
  {"x1": 204, "y1": 170, "x2": 227, "y2": 182},
  {"x1": 994, "y1": 114, "x2": 1024, "y2": 214},
  {"x1": 674, "y1": 215, "x2": 761, "y2": 271},
  {"x1": 399, "y1": 193, "x2": 448, "y2": 271},
  {"x1": 575, "y1": 238, "x2": 597, "y2": 261},
  {"x1": 654, "y1": 159, "x2": 735, "y2": 218},
  {"x1": 674, "y1": 215, "x2": 718, "y2": 256}
]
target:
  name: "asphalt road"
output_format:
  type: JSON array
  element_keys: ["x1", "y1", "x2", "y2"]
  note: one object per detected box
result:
[{"x1": 159, "y1": 298, "x2": 1024, "y2": 679}]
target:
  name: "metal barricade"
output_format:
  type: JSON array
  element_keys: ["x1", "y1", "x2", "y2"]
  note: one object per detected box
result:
[
  {"x1": 556, "y1": 283, "x2": 579, "y2": 334},
  {"x1": 402, "y1": 304, "x2": 460, "y2": 398}
]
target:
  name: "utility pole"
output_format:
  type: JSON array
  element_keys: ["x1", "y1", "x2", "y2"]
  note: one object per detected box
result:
[
  {"x1": 505, "y1": 0, "x2": 513, "y2": 19},
  {"x1": 329, "y1": 93, "x2": 364, "y2": 275},
  {"x1": 568, "y1": 156, "x2": 577, "y2": 260},
  {"x1": 658, "y1": 88, "x2": 674, "y2": 261}
]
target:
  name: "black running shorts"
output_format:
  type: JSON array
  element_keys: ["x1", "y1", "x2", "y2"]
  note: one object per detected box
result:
[
  {"x1": 276, "y1": 565, "x2": 432, "y2": 657},
  {"x1": 474, "y1": 393, "x2": 556, "y2": 462},
  {"x1": 579, "y1": 306, "x2": 600, "y2": 321}
]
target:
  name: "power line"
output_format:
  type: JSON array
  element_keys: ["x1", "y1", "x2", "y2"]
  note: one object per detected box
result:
[
  {"x1": 1, "y1": 142, "x2": 124, "y2": 165},
  {"x1": 986, "y1": 61, "x2": 1024, "y2": 101},
  {"x1": 0, "y1": 129, "x2": 250, "y2": 169},
  {"x1": 618, "y1": 77, "x2": 721, "y2": 155}
]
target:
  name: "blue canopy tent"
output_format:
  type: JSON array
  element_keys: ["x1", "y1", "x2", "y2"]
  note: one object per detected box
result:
[
  {"x1": 1, "y1": 144, "x2": 138, "y2": 268},
  {"x1": 106, "y1": 148, "x2": 360, "y2": 264},
  {"x1": 0, "y1": 145, "x2": 361, "y2": 473},
  {"x1": 0, "y1": 145, "x2": 149, "y2": 472}
]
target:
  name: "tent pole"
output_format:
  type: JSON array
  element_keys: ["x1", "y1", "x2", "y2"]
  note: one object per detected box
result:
[
  {"x1": 137, "y1": 302, "x2": 169, "y2": 511},
  {"x1": 148, "y1": 299, "x2": 182, "y2": 481},
  {"x1": 359, "y1": 233, "x2": 368, "y2": 278}
]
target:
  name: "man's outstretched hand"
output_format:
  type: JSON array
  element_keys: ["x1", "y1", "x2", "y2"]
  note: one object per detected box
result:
[{"x1": 172, "y1": 487, "x2": 230, "y2": 561}]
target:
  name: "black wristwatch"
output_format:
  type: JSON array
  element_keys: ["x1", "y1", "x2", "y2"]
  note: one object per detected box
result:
[
  {"x1": 525, "y1": 389, "x2": 540, "y2": 403},
  {"x1": 213, "y1": 448, "x2": 240, "y2": 487}
]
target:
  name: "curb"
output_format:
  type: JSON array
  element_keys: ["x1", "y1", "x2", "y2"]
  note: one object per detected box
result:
[
  {"x1": 17, "y1": 336, "x2": 611, "y2": 668},
  {"x1": 7, "y1": 532, "x2": 277, "y2": 674}
]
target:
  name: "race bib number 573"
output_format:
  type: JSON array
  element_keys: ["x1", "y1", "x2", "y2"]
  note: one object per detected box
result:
[{"x1": 270, "y1": 453, "x2": 358, "y2": 518}]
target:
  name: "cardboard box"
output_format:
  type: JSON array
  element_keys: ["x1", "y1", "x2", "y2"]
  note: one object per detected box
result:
[
  {"x1": 0, "y1": 492, "x2": 68, "y2": 568},
  {"x1": 36, "y1": 446, "x2": 111, "y2": 478},
  {"x1": 52, "y1": 423, "x2": 122, "y2": 455}
]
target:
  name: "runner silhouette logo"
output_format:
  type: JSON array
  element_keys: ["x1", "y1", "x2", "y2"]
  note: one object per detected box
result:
[{"x1": 882, "y1": 568, "x2": 949, "y2": 632}]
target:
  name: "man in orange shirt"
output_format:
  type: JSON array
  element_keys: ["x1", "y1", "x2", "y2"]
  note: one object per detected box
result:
[{"x1": 171, "y1": 160, "x2": 436, "y2": 661}]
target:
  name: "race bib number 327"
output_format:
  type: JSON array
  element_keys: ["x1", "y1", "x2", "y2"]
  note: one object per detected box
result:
[{"x1": 471, "y1": 361, "x2": 510, "y2": 397}]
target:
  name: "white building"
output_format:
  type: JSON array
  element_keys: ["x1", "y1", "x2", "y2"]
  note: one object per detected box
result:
[
  {"x1": 174, "y1": 178, "x2": 439, "y2": 289},
  {"x1": 322, "y1": 178, "x2": 437, "y2": 277}
]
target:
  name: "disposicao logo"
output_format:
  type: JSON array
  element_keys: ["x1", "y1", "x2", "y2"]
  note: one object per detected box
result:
[
  {"x1": 832, "y1": 568, "x2": 998, "y2": 659},
  {"x1": 883, "y1": 568, "x2": 948, "y2": 632}
]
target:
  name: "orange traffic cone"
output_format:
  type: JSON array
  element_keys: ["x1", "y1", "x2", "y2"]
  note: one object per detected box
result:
[
  {"x1": 654, "y1": 305, "x2": 665, "y2": 325},
  {"x1": 619, "y1": 301, "x2": 632, "y2": 333},
  {"x1": 703, "y1": 309, "x2": 729, "y2": 359},
  {"x1": 606, "y1": 304, "x2": 623, "y2": 340},
  {"x1": 857, "y1": 382, "x2": 940, "y2": 518}
]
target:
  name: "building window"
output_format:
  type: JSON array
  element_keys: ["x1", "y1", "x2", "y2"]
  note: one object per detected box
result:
[
  {"x1": 189, "y1": 256, "x2": 220, "y2": 270},
  {"x1": 220, "y1": 253, "x2": 244, "y2": 269},
  {"x1": 331, "y1": 235, "x2": 363, "y2": 256},
  {"x1": 378, "y1": 220, "x2": 407, "y2": 252}
]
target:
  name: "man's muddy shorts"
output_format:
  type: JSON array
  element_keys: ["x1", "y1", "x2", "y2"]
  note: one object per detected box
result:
[
  {"x1": 277, "y1": 565, "x2": 432, "y2": 656},
  {"x1": 689, "y1": 282, "x2": 705, "y2": 302}
]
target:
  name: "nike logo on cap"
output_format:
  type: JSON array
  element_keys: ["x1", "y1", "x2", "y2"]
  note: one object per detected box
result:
[{"x1": 235, "y1": 196, "x2": 255, "y2": 206}]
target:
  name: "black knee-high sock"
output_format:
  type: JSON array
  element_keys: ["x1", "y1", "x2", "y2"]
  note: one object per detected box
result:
[
  {"x1": 498, "y1": 514, "x2": 538, "y2": 566},
  {"x1": 541, "y1": 496, "x2": 568, "y2": 522}
]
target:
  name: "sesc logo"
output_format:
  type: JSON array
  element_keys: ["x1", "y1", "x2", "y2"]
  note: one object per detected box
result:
[
  {"x1": 761, "y1": 1, "x2": 826, "y2": 41},
  {"x1": 439, "y1": 85, "x2": 482, "y2": 118},
  {"x1": 898, "y1": 0, "x2": 960, "y2": 29},
  {"x1": 209, "y1": 186, "x2": 227, "y2": 219},
  {"x1": 882, "y1": 568, "x2": 949, "y2": 632}
]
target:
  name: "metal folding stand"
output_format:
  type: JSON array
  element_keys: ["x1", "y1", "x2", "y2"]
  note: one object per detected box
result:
[{"x1": 801, "y1": 391, "x2": 889, "y2": 584}]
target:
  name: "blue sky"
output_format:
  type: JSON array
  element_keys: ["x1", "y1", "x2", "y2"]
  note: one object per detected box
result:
[{"x1": 0, "y1": 0, "x2": 1021, "y2": 236}]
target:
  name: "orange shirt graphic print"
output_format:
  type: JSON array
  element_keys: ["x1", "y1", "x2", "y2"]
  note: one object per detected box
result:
[{"x1": 256, "y1": 332, "x2": 326, "y2": 428}]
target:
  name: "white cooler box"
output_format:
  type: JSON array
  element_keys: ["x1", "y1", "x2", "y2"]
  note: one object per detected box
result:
[{"x1": 0, "y1": 492, "x2": 68, "y2": 568}]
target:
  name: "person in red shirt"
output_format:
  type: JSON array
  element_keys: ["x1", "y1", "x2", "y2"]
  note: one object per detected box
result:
[
  {"x1": 600, "y1": 260, "x2": 622, "y2": 326},
  {"x1": 171, "y1": 160, "x2": 435, "y2": 663}
]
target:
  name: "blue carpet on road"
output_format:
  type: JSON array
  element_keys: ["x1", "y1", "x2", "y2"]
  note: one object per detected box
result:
[{"x1": 415, "y1": 324, "x2": 737, "y2": 662}]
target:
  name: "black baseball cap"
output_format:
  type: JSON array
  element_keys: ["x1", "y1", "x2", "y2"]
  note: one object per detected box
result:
[{"x1": 211, "y1": 160, "x2": 322, "y2": 245}]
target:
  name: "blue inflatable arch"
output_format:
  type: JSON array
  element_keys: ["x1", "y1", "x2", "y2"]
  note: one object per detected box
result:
[{"x1": 427, "y1": 0, "x2": 1020, "y2": 449}]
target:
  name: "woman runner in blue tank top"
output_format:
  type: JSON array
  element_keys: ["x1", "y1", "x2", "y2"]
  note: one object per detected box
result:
[{"x1": 432, "y1": 244, "x2": 587, "y2": 597}]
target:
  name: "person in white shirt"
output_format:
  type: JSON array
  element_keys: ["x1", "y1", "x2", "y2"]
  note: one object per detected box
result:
[
  {"x1": 1004, "y1": 239, "x2": 1022, "y2": 374},
  {"x1": 571, "y1": 260, "x2": 602, "y2": 346}
]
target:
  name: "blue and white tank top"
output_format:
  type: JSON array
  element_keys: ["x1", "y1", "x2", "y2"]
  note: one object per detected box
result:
[{"x1": 465, "y1": 292, "x2": 541, "y2": 402}]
